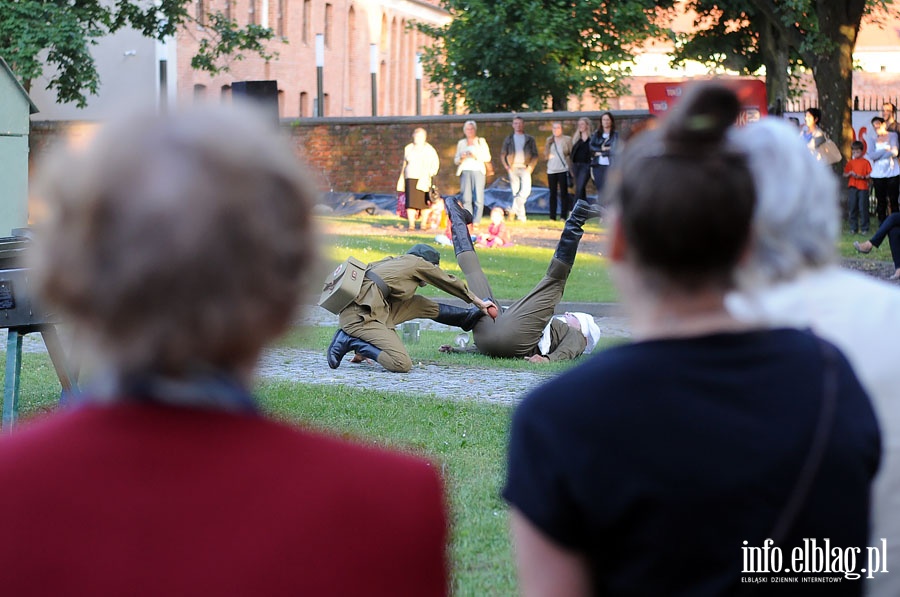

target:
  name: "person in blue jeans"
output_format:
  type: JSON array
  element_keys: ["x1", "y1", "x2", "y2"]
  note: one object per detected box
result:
[
  {"x1": 854, "y1": 212, "x2": 900, "y2": 279},
  {"x1": 454, "y1": 120, "x2": 492, "y2": 227}
]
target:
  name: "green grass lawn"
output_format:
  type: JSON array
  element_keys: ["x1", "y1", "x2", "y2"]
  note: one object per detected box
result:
[
  {"x1": 1, "y1": 350, "x2": 521, "y2": 596},
  {"x1": 318, "y1": 213, "x2": 618, "y2": 303}
]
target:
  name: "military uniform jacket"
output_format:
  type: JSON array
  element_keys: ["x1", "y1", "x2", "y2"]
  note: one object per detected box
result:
[
  {"x1": 541, "y1": 318, "x2": 587, "y2": 361},
  {"x1": 350, "y1": 255, "x2": 478, "y2": 324}
]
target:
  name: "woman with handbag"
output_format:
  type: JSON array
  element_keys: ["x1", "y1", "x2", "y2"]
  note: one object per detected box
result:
[
  {"x1": 398, "y1": 127, "x2": 440, "y2": 231},
  {"x1": 544, "y1": 122, "x2": 572, "y2": 221},
  {"x1": 504, "y1": 84, "x2": 879, "y2": 596},
  {"x1": 454, "y1": 120, "x2": 492, "y2": 228},
  {"x1": 588, "y1": 112, "x2": 619, "y2": 201}
]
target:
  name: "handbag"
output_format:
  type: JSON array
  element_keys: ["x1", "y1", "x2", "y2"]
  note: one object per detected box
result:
[
  {"x1": 481, "y1": 138, "x2": 496, "y2": 177},
  {"x1": 817, "y1": 138, "x2": 842, "y2": 165},
  {"x1": 733, "y1": 338, "x2": 839, "y2": 593}
]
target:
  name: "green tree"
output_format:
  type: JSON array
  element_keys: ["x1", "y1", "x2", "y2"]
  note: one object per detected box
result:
[
  {"x1": 416, "y1": 0, "x2": 676, "y2": 113},
  {"x1": 670, "y1": 0, "x2": 799, "y2": 106},
  {"x1": 673, "y1": 0, "x2": 897, "y2": 154},
  {"x1": 0, "y1": 0, "x2": 276, "y2": 107}
]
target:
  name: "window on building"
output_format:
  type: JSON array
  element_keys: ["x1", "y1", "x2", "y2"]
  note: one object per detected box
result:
[
  {"x1": 277, "y1": 0, "x2": 287, "y2": 37},
  {"x1": 224, "y1": 0, "x2": 231, "y2": 20},
  {"x1": 348, "y1": 7, "x2": 356, "y2": 108},
  {"x1": 221, "y1": 84, "x2": 231, "y2": 102},
  {"x1": 196, "y1": 0, "x2": 206, "y2": 26},
  {"x1": 302, "y1": 0, "x2": 310, "y2": 44},
  {"x1": 194, "y1": 84, "x2": 207, "y2": 100},
  {"x1": 300, "y1": 92, "x2": 308, "y2": 117},
  {"x1": 248, "y1": 0, "x2": 256, "y2": 25},
  {"x1": 324, "y1": 3, "x2": 333, "y2": 48}
]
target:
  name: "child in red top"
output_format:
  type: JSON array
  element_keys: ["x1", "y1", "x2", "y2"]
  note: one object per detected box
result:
[{"x1": 844, "y1": 140, "x2": 872, "y2": 233}]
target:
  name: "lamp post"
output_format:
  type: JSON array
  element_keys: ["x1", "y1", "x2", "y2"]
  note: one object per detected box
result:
[
  {"x1": 415, "y1": 53, "x2": 423, "y2": 116},
  {"x1": 315, "y1": 33, "x2": 325, "y2": 117},
  {"x1": 370, "y1": 44, "x2": 378, "y2": 117}
]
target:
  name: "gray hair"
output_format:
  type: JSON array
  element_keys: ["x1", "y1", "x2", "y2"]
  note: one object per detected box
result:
[
  {"x1": 463, "y1": 120, "x2": 477, "y2": 130},
  {"x1": 730, "y1": 117, "x2": 840, "y2": 284},
  {"x1": 31, "y1": 102, "x2": 319, "y2": 378}
]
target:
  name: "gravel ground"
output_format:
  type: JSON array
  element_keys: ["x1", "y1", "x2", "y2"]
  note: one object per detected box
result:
[
  {"x1": 255, "y1": 308, "x2": 632, "y2": 406},
  {"x1": 6, "y1": 251, "x2": 893, "y2": 407}
]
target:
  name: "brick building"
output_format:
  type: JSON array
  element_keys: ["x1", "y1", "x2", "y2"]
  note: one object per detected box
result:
[{"x1": 178, "y1": 0, "x2": 449, "y2": 118}]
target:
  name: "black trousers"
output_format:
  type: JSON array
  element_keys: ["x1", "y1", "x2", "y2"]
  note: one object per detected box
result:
[
  {"x1": 872, "y1": 175, "x2": 899, "y2": 223},
  {"x1": 547, "y1": 172, "x2": 572, "y2": 220},
  {"x1": 571, "y1": 163, "x2": 591, "y2": 203}
]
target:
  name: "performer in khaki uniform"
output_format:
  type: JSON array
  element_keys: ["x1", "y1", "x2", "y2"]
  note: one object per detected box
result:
[
  {"x1": 327, "y1": 244, "x2": 494, "y2": 372},
  {"x1": 444, "y1": 196, "x2": 600, "y2": 362}
]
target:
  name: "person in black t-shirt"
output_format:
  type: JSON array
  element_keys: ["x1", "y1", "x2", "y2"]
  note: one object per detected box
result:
[{"x1": 503, "y1": 84, "x2": 880, "y2": 596}]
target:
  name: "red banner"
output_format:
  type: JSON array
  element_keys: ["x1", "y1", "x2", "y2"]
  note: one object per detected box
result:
[{"x1": 644, "y1": 79, "x2": 768, "y2": 125}]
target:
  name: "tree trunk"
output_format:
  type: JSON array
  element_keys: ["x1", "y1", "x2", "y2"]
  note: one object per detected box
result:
[
  {"x1": 808, "y1": 0, "x2": 865, "y2": 162},
  {"x1": 759, "y1": 20, "x2": 789, "y2": 112},
  {"x1": 551, "y1": 93, "x2": 567, "y2": 112}
]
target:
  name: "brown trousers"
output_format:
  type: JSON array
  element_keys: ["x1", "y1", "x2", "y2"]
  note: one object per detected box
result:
[
  {"x1": 340, "y1": 295, "x2": 441, "y2": 373},
  {"x1": 459, "y1": 251, "x2": 571, "y2": 358}
]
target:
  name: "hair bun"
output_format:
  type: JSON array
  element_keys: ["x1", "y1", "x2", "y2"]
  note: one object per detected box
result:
[{"x1": 662, "y1": 83, "x2": 741, "y2": 150}]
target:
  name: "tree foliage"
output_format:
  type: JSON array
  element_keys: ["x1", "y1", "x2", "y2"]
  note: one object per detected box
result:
[
  {"x1": 0, "y1": 0, "x2": 276, "y2": 107},
  {"x1": 416, "y1": 0, "x2": 676, "y2": 113},
  {"x1": 673, "y1": 0, "x2": 897, "y2": 155}
]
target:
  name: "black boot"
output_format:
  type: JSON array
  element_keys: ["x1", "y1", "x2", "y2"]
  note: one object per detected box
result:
[
  {"x1": 433, "y1": 303, "x2": 485, "y2": 331},
  {"x1": 327, "y1": 329, "x2": 382, "y2": 369},
  {"x1": 553, "y1": 200, "x2": 603, "y2": 267},
  {"x1": 569, "y1": 199, "x2": 603, "y2": 228},
  {"x1": 445, "y1": 196, "x2": 476, "y2": 256}
]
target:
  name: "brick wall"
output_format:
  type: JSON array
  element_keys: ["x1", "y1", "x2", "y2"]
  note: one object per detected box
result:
[
  {"x1": 288, "y1": 110, "x2": 649, "y2": 194},
  {"x1": 28, "y1": 110, "x2": 649, "y2": 198}
]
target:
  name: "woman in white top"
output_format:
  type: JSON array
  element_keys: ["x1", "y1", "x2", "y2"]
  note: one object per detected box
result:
[
  {"x1": 454, "y1": 120, "x2": 493, "y2": 227},
  {"x1": 398, "y1": 128, "x2": 440, "y2": 231},
  {"x1": 545, "y1": 122, "x2": 573, "y2": 220},
  {"x1": 868, "y1": 116, "x2": 900, "y2": 224}
]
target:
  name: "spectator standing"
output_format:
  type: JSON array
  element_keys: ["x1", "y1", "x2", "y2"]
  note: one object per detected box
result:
[
  {"x1": 867, "y1": 116, "x2": 900, "y2": 223},
  {"x1": 570, "y1": 117, "x2": 593, "y2": 203},
  {"x1": 0, "y1": 104, "x2": 449, "y2": 596},
  {"x1": 501, "y1": 116, "x2": 539, "y2": 222},
  {"x1": 844, "y1": 140, "x2": 872, "y2": 234},
  {"x1": 544, "y1": 122, "x2": 573, "y2": 221},
  {"x1": 504, "y1": 85, "x2": 879, "y2": 596},
  {"x1": 728, "y1": 116, "x2": 900, "y2": 597},
  {"x1": 454, "y1": 120, "x2": 492, "y2": 227},
  {"x1": 588, "y1": 111, "x2": 619, "y2": 201},
  {"x1": 398, "y1": 127, "x2": 440, "y2": 231},
  {"x1": 804, "y1": 107, "x2": 827, "y2": 155}
]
